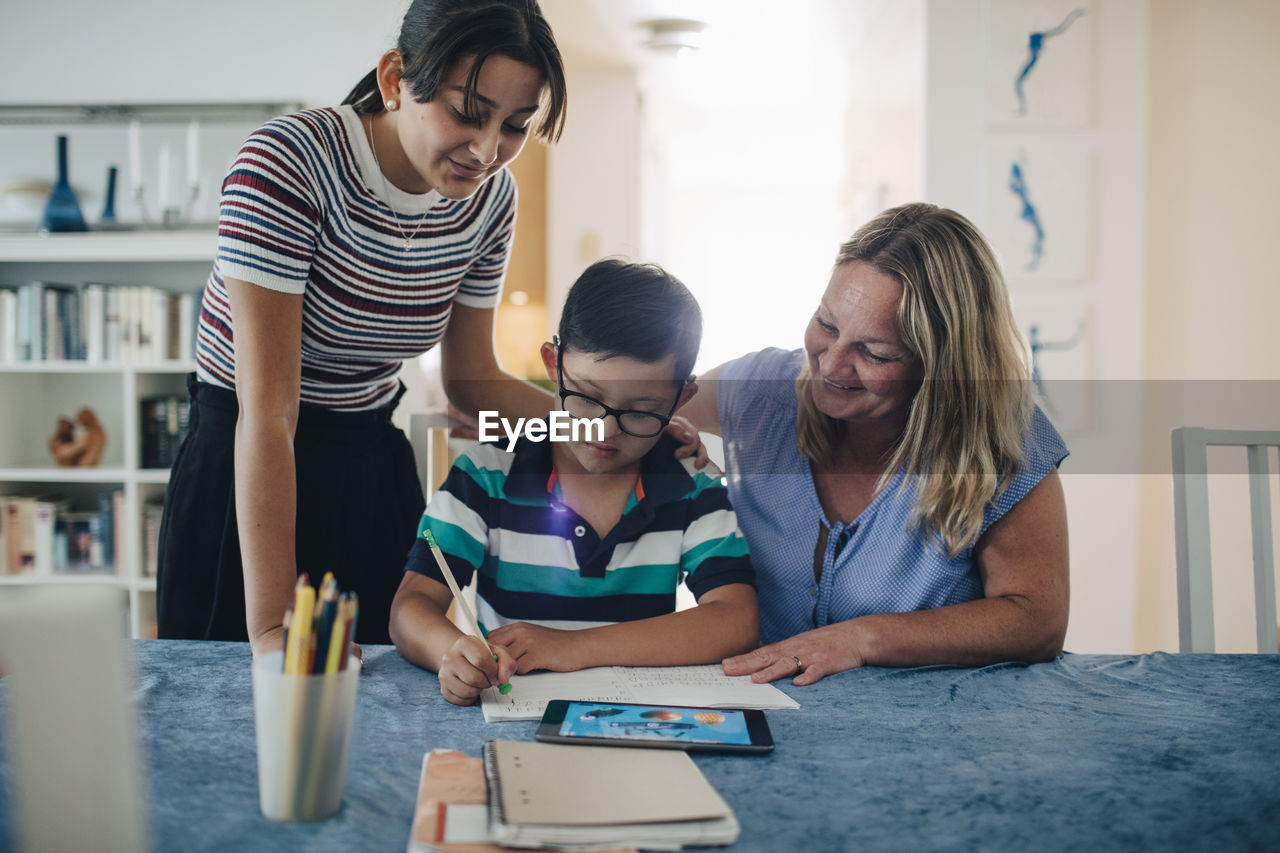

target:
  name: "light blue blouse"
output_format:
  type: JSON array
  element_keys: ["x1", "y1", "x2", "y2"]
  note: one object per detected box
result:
[{"x1": 718, "y1": 348, "x2": 1068, "y2": 645}]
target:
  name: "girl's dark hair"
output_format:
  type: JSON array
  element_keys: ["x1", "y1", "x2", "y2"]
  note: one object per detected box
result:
[
  {"x1": 342, "y1": 0, "x2": 567, "y2": 143},
  {"x1": 558, "y1": 258, "x2": 702, "y2": 382}
]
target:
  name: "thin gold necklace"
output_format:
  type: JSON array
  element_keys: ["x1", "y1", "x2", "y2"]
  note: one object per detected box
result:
[{"x1": 365, "y1": 114, "x2": 425, "y2": 251}]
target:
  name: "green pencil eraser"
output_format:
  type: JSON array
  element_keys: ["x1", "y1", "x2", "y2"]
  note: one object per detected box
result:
[{"x1": 498, "y1": 682, "x2": 512, "y2": 695}]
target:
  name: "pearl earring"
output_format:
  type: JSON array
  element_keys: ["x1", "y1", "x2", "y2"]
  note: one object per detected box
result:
[{"x1": 385, "y1": 99, "x2": 398, "y2": 111}]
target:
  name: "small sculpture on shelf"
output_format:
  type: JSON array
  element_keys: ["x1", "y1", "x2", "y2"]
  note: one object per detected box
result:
[{"x1": 48, "y1": 407, "x2": 107, "y2": 467}]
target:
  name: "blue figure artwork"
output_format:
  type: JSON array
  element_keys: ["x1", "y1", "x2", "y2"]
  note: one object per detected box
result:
[
  {"x1": 1029, "y1": 321, "x2": 1085, "y2": 415},
  {"x1": 1008, "y1": 159, "x2": 1045, "y2": 272},
  {"x1": 1014, "y1": 7, "x2": 1086, "y2": 117}
]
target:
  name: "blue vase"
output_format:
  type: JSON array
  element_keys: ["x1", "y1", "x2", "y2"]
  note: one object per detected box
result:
[
  {"x1": 100, "y1": 165, "x2": 118, "y2": 224},
  {"x1": 41, "y1": 135, "x2": 88, "y2": 233}
]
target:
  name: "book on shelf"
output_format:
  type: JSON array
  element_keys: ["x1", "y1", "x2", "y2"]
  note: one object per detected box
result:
[
  {"x1": 0, "y1": 491, "x2": 122, "y2": 576},
  {"x1": 58, "y1": 511, "x2": 106, "y2": 574},
  {"x1": 33, "y1": 498, "x2": 60, "y2": 575},
  {"x1": 16, "y1": 282, "x2": 41, "y2": 361},
  {"x1": 140, "y1": 394, "x2": 191, "y2": 468},
  {"x1": 0, "y1": 288, "x2": 16, "y2": 363},
  {"x1": 0, "y1": 281, "x2": 199, "y2": 364},
  {"x1": 84, "y1": 284, "x2": 105, "y2": 363},
  {"x1": 3, "y1": 496, "x2": 38, "y2": 574},
  {"x1": 142, "y1": 498, "x2": 163, "y2": 578}
]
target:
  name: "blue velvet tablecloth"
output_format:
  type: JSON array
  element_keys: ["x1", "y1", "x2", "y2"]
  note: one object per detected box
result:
[{"x1": 2, "y1": 641, "x2": 1279, "y2": 851}]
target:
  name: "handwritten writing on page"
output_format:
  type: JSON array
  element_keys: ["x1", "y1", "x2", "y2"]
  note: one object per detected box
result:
[{"x1": 480, "y1": 664, "x2": 800, "y2": 722}]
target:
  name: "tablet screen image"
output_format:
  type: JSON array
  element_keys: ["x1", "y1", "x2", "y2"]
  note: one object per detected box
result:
[
  {"x1": 559, "y1": 702, "x2": 753, "y2": 745},
  {"x1": 537, "y1": 701, "x2": 775, "y2": 753}
]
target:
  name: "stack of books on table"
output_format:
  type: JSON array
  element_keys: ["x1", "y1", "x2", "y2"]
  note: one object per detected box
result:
[{"x1": 409, "y1": 739, "x2": 738, "y2": 852}]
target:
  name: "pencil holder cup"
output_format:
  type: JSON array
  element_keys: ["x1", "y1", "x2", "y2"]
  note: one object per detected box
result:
[{"x1": 251, "y1": 650, "x2": 360, "y2": 822}]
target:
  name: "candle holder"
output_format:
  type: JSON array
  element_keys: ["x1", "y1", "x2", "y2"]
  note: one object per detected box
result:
[
  {"x1": 133, "y1": 181, "x2": 200, "y2": 230},
  {"x1": 127, "y1": 118, "x2": 201, "y2": 230}
]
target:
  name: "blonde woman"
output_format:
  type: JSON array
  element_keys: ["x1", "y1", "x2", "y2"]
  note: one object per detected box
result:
[{"x1": 683, "y1": 203, "x2": 1069, "y2": 685}]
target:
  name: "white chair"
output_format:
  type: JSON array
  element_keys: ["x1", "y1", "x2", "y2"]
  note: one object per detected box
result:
[
  {"x1": 408, "y1": 412, "x2": 456, "y2": 501},
  {"x1": 1171, "y1": 427, "x2": 1280, "y2": 652},
  {"x1": 407, "y1": 411, "x2": 478, "y2": 626}
]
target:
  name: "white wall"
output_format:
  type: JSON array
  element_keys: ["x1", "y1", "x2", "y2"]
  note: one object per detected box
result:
[
  {"x1": 1, "y1": 0, "x2": 406, "y2": 106},
  {"x1": 545, "y1": 66, "x2": 642, "y2": 319},
  {"x1": 925, "y1": 0, "x2": 1151, "y2": 653},
  {"x1": 0, "y1": 1, "x2": 410, "y2": 228},
  {"x1": 1135, "y1": 0, "x2": 1280, "y2": 653},
  {"x1": 622, "y1": 0, "x2": 924, "y2": 372}
]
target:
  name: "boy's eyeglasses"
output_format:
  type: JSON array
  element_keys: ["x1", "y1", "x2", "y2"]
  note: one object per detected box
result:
[{"x1": 554, "y1": 337, "x2": 687, "y2": 439}]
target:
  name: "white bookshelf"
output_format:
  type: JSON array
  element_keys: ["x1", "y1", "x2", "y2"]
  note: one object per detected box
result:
[
  {"x1": 0, "y1": 229, "x2": 214, "y2": 638},
  {"x1": 0, "y1": 230, "x2": 217, "y2": 262}
]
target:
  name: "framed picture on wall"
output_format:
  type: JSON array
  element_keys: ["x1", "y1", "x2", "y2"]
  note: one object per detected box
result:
[
  {"x1": 985, "y1": 0, "x2": 1093, "y2": 129},
  {"x1": 983, "y1": 146, "x2": 1094, "y2": 283},
  {"x1": 1007, "y1": 293, "x2": 1094, "y2": 434}
]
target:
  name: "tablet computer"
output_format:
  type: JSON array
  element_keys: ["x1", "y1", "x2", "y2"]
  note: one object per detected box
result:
[{"x1": 536, "y1": 700, "x2": 775, "y2": 754}]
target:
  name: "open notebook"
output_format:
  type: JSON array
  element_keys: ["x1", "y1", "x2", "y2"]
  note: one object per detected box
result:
[
  {"x1": 480, "y1": 664, "x2": 800, "y2": 722},
  {"x1": 483, "y1": 739, "x2": 739, "y2": 850}
]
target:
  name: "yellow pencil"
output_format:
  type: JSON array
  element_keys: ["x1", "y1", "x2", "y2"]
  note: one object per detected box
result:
[
  {"x1": 287, "y1": 577, "x2": 315, "y2": 675},
  {"x1": 324, "y1": 594, "x2": 348, "y2": 674}
]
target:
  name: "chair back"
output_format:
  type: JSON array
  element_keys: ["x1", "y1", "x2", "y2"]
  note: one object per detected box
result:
[
  {"x1": 1171, "y1": 427, "x2": 1280, "y2": 652},
  {"x1": 408, "y1": 412, "x2": 455, "y2": 501}
]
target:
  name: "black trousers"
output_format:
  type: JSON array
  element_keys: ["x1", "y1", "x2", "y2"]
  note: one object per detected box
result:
[{"x1": 156, "y1": 375, "x2": 425, "y2": 645}]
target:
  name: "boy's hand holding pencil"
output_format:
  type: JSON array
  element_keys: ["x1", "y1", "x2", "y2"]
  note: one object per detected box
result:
[
  {"x1": 421, "y1": 529, "x2": 515, "y2": 705},
  {"x1": 438, "y1": 634, "x2": 517, "y2": 706}
]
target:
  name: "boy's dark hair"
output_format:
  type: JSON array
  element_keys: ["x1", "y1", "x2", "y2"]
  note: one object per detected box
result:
[{"x1": 557, "y1": 258, "x2": 702, "y2": 381}]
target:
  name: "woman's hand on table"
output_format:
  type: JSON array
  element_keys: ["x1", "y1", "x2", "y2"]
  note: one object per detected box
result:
[
  {"x1": 487, "y1": 622, "x2": 584, "y2": 674},
  {"x1": 439, "y1": 635, "x2": 516, "y2": 705},
  {"x1": 722, "y1": 622, "x2": 866, "y2": 686},
  {"x1": 665, "y1": 415, "x2": 710, "y2": 469},
  {"x1": 249, "y1": 623, "x2": 363, "y2": 666}
]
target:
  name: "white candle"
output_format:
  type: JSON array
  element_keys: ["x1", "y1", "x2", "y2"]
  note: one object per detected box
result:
[
  {"x1": 128, "y1": 120, "x2": 142, "y2": 194},
  {"x1": 186, "y1": 120, "x2": 199, "y2": 187},
  {"x1": 157, "y1": 142, "x2": 171, "y2": 210}
]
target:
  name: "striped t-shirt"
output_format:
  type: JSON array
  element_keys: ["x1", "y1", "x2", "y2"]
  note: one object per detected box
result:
[
  {"x1": 195, "y1": 105, "x2": 516, "y2": 411},
  {"x1": 405, "y1": 438, "x2": 756, "y2": 632}
]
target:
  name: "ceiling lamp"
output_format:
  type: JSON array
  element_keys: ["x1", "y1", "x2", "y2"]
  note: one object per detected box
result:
[{"x1": 636, "y1": 17, "x2": 708, "y2": 54}]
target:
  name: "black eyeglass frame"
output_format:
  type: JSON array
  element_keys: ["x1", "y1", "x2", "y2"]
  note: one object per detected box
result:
[{"x1": 553, "y1": 336, "x2": 690, "y2": 438}]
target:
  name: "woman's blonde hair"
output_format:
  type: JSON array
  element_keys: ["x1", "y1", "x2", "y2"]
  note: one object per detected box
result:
[{"x1": 796, "y1": 202, "x2": 1032, "y2": 557}]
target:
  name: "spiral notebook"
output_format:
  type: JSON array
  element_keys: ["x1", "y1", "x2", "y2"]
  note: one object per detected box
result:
[{"x1": 482, "y1": 739, "x2": 739, "y2": 850}]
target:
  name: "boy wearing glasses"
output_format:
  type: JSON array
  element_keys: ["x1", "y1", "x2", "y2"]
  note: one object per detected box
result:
[{"x1": 390, "y1": 259, "x2": 759, "y2": 705}]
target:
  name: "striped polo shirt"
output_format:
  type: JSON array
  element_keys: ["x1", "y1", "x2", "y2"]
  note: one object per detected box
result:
[
  {"x1": 405, "y1": 437, "x2": 756, "y2": 632},
  {"x1": 195, "y1": 105, "x2": 515, "y2": 411}
]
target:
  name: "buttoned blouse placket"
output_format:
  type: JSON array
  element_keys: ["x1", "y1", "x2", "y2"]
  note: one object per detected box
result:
[
  {"x1": 813, "y1": 520, "x2": 851, "y2": 628},
  {"x1": 806, "y1": 464, "x2": 896, "y2": 629}
]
